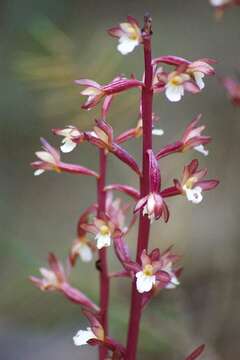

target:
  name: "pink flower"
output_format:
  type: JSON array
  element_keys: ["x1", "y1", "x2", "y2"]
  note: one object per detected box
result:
[
  {"x1": 134, "y1": 150, "x2": 169, "y2": 222},
  {"x1": 175, "y1": 159, "x2": 219, "y2": 204},
  {"x1": 73, "y1": 310, "x2": 126, "y2": 355},
  {"x1": 31, "y1": 138, "x2": 98, "y2": 177},
  {"x1": 80, "y1": 193, "x2": 132, "y2": 250},
  {"x1": 153, "y1": 56, "x2": 215, "y2": 102},
  {"x1": 52, "y1": 126, "x2": 84, "y2": 153},
  {"x1": 108, "y1": 16, "x2": 142, "y2": 55},
  {"x1": 156, "y1": 114, "x2": 211, "y2": 159},
  {"x1": 222, "y1": 77, "x2": 240, "y2": 106},
  {"x1": 75, "y1": 76, "x2": 143, "y2": 110},
  {"x1": 30, "y1": 253, "x2": 99, "y2": 311},
  {"x1": 85, "y1": 119, "x2": 141, "y2": 175}
]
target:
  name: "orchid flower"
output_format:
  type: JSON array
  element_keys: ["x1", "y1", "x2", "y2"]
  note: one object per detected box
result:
[
  {"x1": 31, "y1": 138, "x2": 98, "y2": 177},
  {"x1": 108, "y1": 16, "x2": 142, "y2": 55},
  {"x1": 75, "y1": 76, "x2": 143, "y2": 110},
  {"x1": 156, "y1": 114, "x2": 211, "y2": 160},
  {"x1": 153, "y1": 56, "x2": 215, "y2": 102},
  {"x1": 52, "y1": 126, "x2": 84, "y2": 153},
  {"x1": 174, "y1": 159, "x2": 219, "y2": 204},
  {"x1": 134, "y1": 150, "x2": 169, "y2": 222}
]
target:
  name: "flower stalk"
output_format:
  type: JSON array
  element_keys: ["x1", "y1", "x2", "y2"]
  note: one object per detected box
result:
[
  {"x1": 97, "y1": 148, "x2": 110, "y2": 360},
  {"x1": 126, "y1": 14, "x2": 154, "y2": 360}
]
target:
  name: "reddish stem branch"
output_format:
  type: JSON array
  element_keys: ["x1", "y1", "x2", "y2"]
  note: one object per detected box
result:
[
  {"x1": 126, "y1": 20, "x2": 153, "y2": 360},
  {"x1": 97, "y1": 149, "x2": 110, "y2": 360}
]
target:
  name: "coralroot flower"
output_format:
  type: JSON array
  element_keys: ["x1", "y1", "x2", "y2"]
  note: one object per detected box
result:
[
  {"x1": 135, "y1": 249, "x2": 180, "y2": 293},
  {"x1": 134, "y1": 150, "x2": 169, "y2": 222},
  {"x1": 222, "y1": 77, "x2": 240, "y2": 106},
  {"x1": 52, "y1": 126, "x2": 84, "y2": 153},
  {"x1": 73, "y1": 327, "x2": 97, "y2": 346},
  {"x1": 108, "y1": 16, "x2": 142, "y2": 55},
  {"x1": 75, "y1": 76, "x2": 143, "y2": 110},
  {"x1": 82, "y1": 218, "x2": 113, "y2": 250},
  {"x1": 73, "y1": 311, "x2": 104, "y2": 347},
  {"x1": 153, "y1": 56, "x2": 215, "y2": 102},
  {"x1": 71, "y1": 237, "x2": 94, "y2": 263},
  {"x1": 30, "y1": 253, "x2": 65, "y2": 291},
  {"x1": 156, "y1": 114, "x2": 211, "y2": 160},
  {"x1": 177, "y1": 159, "x2": 219, "y2": 204},
  {"x1": 31, "y1": 138, "x2": 98, "y2": 177}
]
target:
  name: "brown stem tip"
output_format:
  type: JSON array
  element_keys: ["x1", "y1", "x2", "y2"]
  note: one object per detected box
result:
[{"x1": 142, "y1": 13, "x2": 152, "y2": 36}]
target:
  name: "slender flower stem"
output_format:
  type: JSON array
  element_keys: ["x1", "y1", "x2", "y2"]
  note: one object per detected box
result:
[
  {"x1": 97, "y1": 148, "x2": 110, "y2": 360},
  {"x1": 126, "y1": 16, "x2": 153, "y2": 360}
]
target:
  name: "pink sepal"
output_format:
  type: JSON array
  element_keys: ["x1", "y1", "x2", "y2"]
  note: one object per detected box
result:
[
  {"x1": 156, "y1": 141, "x2": 183, "y2": 160},
  {"x1": 105, "y1": 184, "x2": 140, "y2": 200},
  {"x1": 185, "y1": 344, "x2": 205, "y2": 360},
  {"x1": 59, "y1": 162, "x2": 99, "y2": 177},
  {"x1": 112, "y1": 144, "x2": 141, "y2": 175},
  {"x1": 60, "y1": 283, "x2": 99, "y2": 312},
  {"x1": 153, "y1": 55, "x2": 191, "y2": 66}
]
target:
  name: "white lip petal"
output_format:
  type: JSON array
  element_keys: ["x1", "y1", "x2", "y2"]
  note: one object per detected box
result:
[
  {"x1": 81, "y1": 87, "x2": 102, "y2": 96},
  {"x1": 95, "y1": 233, "x2": 111, "y2": 249},
  {"x1": 194, "y1": 144, "x2": 209, "y2": 156},
  {"x1": 34, "y1": 169, "x2": 45, "y2": 176},
  {"x1": 36, "y1": 151, "x2": 56, "y2": 164},
  {"x1": 117, "y1": 36, "x2": 139, "y2": 55},
  {"x1": 136, "y1": 271, "x2": 156, "y2": 293},
  {"x1": 73, "y1": 328, "x2": 96, "y2": 346},
  {"x1": 210, "y1": 0, "x2": 228, "y2": 6},
  {"x1": 152, "y1": 128, "x2": 164, "y2": 136},
  {"x1": 79, "y1": 243, "x2": 93, "y2": 262},
  {"x1": 165, "y1": 84, "x2": 184, "y2": 102},
  {"x1": 185, "y1": 186, "x2": 203, "y2": 204},
  {"x1": 39, "y1": 268, "x2": 57, "y2": 285},
  {"x1": 60, "y1": 139, "x2": 77, "y2": 153},
  {"x1": 194, "y1": 71, "x2": 205, "y2": 90}
]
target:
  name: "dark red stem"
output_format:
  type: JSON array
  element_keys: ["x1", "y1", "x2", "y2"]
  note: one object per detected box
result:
[
  {"x1": 97, "y1": 149, "x2": 110, "y2": 360},
  {"x1": 126, "y1": 19, "x2": 153, "y2": 360}
]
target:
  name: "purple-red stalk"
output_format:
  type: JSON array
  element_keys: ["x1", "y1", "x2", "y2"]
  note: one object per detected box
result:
[
  {"x1": 126, "y1": 15, "x2": 154, "y2": 360},
  {"x1": 97, "y1": 148, "x2": 110, "y2": 360}
]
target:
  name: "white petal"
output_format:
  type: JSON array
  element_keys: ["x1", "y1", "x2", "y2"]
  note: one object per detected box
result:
[
  {"x1": 117, "y1": 36, "x2": 139, "y2": 55},
  {"x1": 60, "y1": 139, "x2": 77, "y2": 153},
  {"x1": 152, "y1": 128, "x2": 164, "y2": 136},
  {"x1": 81, "y1": 87, "x2": 102, "y2": 96},
  {"x1": 166, "y1": 274, "x2": 180, "y2": 289},
  {"x1": 34, "y1": 169, "x2": 45, "y2": 176},
  {"x1": 210, "y1": 0, "x2": 228, "y2": 5},
  {"x1": 95, "y1": 233, "x2": 111, "y2": 249},
  {"x1": 136, "y1": 272, "x2": 156, "y2": 293},
  {"x1": 185, "y1": 187, "x2": 203, "y2": 204},
  {"x1": 79, "y1": 244, "x2": 93, "y2": 262},
  {"x1": 194, "y1": 71, "x2": 205, "y2": 90},
  {"x1": 165, "y1": 84, "x2": 184, "y2": 102},
  {"x1": 39, "y1": 268, "x2": 57, "y2": 285},
  {"x1": 194, "y1": 144, "x2": 209, "y2": 156},
  {"x1": 35, "y1": 151, "x2": 56, "y2": 164},
  {"x1": 73, "y1": 328, "x2": 96, "y2": 346}
]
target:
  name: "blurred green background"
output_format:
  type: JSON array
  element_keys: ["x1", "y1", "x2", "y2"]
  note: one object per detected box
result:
[{"x1": 1, "y1": 0, "x2": 240, "y2": 359}]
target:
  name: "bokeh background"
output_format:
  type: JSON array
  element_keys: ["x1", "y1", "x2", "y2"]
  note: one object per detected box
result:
[{"x1": 1, "y1": 1, "x2": 240, "y2": 359}]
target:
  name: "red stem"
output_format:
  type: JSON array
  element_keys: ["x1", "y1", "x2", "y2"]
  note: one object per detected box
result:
[
  {"x1": 97, "y1": 149, "x2": 110, "y2": 360},
  {"x1": 126, "y1": 32, "x2": 153, "y2": 360}
]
